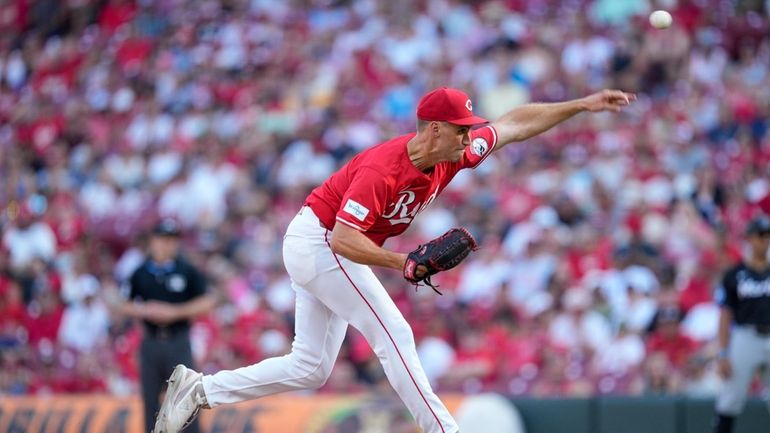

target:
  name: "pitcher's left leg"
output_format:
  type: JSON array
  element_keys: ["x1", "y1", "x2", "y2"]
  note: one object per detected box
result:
[{"x1": 305, "y1": 252, "x2": 459, "y2": 433}]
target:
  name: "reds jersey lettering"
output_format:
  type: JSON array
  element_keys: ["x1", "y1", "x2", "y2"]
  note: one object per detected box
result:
[
  {"x1": 305, "y1": 125, "x2": 498, "y2": 245},
  {"x1": 382, "y1": 189, "x2": 438, "y2": 225}
]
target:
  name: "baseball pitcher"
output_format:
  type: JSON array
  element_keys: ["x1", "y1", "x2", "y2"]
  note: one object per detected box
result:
[{"x1": 152, "y1": 87, "x2": 634, "y2": 433}]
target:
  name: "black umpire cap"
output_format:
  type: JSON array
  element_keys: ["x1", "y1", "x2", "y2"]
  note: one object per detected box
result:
[
  {"x1": 745, "y1": 215, "x2": 770, "y2": 236},
  {"x1": 152, "y1": 218, "x2": 182, "y2": 237}
]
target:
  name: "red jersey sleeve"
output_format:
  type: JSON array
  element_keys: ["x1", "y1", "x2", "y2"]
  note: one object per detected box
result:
[
  {"x1": 335, "y1": 166, "x2": 392, "y2": 232},
  {"x1": 460, "y1": 125, "x2": 497, "y2": 169}
]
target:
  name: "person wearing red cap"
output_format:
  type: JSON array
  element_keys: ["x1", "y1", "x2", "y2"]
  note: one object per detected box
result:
[{"x1": 152, "y1": 87, "x2": 635, "y2": 433}]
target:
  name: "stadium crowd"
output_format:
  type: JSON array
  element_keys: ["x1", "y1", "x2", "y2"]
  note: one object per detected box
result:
[{"x1": 1, "y1": 0, "x2": 770, "y2": 399}]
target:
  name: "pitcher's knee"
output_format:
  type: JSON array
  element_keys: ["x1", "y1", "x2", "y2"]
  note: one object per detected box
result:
[
  {"x1": 366, "y1": 320, "x2": 416, "y2": 362},
  {"x1": 298, "y1": 363, "x2": 333, "y2": 389},
  {"x1": 290, "y1": 355, "x2": 333, "y2": 389},
  {"x1": 388, "y1": 319, "x2": 416, "y2": 345},
  {"x1": 305, "y1": 365, "x2": 332, "y2": 388}
]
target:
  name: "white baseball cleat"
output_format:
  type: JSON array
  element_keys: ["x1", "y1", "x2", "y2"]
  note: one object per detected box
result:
[{"x1": 153, "y1": 364, "x2": 207, "y2": 433}]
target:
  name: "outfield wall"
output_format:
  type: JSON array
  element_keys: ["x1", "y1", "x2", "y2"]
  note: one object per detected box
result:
[{"x1": 1, "y1": 394, "x2": 768, "y2": 433}]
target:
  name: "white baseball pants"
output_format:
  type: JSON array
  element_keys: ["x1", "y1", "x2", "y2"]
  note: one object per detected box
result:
[{"x1": 201, "y1": 206, "x2": 459, "y2": 433}]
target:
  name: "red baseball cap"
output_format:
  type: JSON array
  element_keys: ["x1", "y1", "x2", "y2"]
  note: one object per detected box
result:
[{"x1": 416, "y1": 87, "x2": 489, "y2": 126}]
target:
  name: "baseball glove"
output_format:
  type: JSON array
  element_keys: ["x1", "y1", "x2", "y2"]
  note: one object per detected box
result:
[{"x1": 403, "y1": 227, "x2": 479, "y2": 294}]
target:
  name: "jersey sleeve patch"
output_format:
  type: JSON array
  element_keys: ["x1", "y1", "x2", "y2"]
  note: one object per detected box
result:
[
  {"x1": 461, "y1": 125, "x2": 497, "y2": 169},
  {"x1": 471, "y1": 137, "x2": 489, "y2": 156},
  {"x1": 342, "y1": 199, "x2": 370, "y2": 222}
]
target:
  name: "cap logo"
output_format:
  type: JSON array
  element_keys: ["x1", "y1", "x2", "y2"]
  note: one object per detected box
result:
[{"x1": 465, "y1": 99, "x2": 473, "y2": 111}]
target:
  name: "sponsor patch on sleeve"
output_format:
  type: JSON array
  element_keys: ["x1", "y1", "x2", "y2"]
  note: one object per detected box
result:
[
  {"x1": 342, "y1": 199, "x2": 370, "y2": 222},
  {"x1": 471, "y1": 137, "x2": 489, "y2": 157}
]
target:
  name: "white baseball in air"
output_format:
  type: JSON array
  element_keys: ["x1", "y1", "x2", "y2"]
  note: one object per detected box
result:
[{"x1": 649, "y1": 10, "x2": 673, "y2": 29}]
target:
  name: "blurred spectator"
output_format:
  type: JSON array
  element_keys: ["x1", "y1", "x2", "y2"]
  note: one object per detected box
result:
[
  {"x1": 593, "y1": 325, "x2": 645, "y2": 377},
  {"x1": 0, "y1": 278, "x2": 25, "y2": 349},
  {"x1": 2, "y1": 204, "x2": 57, "y2": 276},
  {"x1": 443, "y1": 327, "x2": 496, "y2": 393},
  {"x1": 58, "y1": 280, "x2": 109, "y2": 353},
  {"x1": 645, "y1": 305, "x2": 700, "y2": 370},
  {"x1": 643, "y1": 352, "x2": 683, "y2": 395},
  {"x1": 549, "y1": 287, "x2": 612, "y2": 353},
  {"x1": 683, "y1": 354, "x2": 721, "y2": 398},
  {"x1": 24, "y1": 289, "x2": 65, "y2": 349}
]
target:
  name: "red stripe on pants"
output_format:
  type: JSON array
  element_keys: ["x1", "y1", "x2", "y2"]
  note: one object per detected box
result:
[{"x1": 324, "y1": 232, "x2": 446, "y2": 433}]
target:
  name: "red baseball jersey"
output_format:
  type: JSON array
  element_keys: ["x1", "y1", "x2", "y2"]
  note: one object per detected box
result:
[{"x1": 305, "y1": 125, "x2": 498, "y2": 246}]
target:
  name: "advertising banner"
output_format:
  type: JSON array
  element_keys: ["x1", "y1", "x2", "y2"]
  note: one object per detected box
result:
[{"x1": 0, "y1": 394, "x2": 466, "y2": 433}]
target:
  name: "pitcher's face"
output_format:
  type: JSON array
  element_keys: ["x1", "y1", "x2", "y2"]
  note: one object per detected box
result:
[{"x1": 436, "y1": 121, "x2": 470, "y2": 163}]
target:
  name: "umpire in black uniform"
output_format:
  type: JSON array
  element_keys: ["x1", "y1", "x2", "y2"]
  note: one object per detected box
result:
[
  {"x1": 713, "y1": 215, "x2": 770, "y2": 433},
  {"x1": 116, "y1": 219, "x2": 216, "y2": 433}
]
